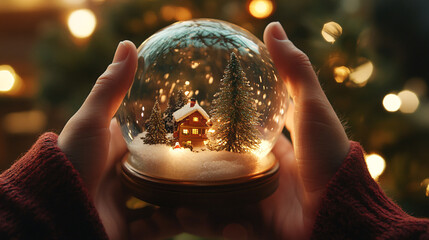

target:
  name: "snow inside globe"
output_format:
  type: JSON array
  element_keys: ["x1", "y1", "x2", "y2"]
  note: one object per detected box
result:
[{"x1": 116, "y1": 19, "x2": 288, "y2": 206}]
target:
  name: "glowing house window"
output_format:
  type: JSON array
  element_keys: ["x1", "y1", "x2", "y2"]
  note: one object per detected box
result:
[
  {"x1": 193, "y1": 117, "x2": 199, "y2": 122},
  {"x1": 192, "y1": 129, "x2": 199, "y2": 134},
  {"x1": 187, "y1": 141, "x2": 192, "y2": 145},
  {"x1": 182, "y1": 129, "x2": 189, "y2": 135}
]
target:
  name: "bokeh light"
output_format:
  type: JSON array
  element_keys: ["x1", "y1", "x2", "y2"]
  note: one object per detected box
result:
[
  {"x1": 421, "y1": 179, "x2": 429, "y2": 197},
  {"x1": 3, "y1": 110, "x2": 46, "y2": 134},
  {"x1": 333, "y1": 66, "x2": 350, "y2": 83},
  {"x1": 398, "y1": 90, "x2": 419, "y2": 114},
  {"x1": 62, "y1": 0, "x2": 85, "y2": 5},
  {"x1": 67, "y1": 9, "x2": 97, "y2": 38},
  {"x1": 349, "y1": 60, "x2": 373, "y2": 86},
  {"x1": 383, "y1": 93, "x2": 401, "y2": 112},
  {"x1": 365, "y1": 153, "x2": 386, "y2": 180},
  {"x1": 0, "y1": 66, "x2": 15, "y2": 92},
  {"x1": 161, "y1": 5, "x2": 192, "y2": 21},
  {"x1": 125, "y1": 196, "x2": 149, "y2": 210},
  {"x1": 248, "y1": 0, "x2": 274, "y2": 19},
  {"x1": 427, "y1": 184, "x2": 429, "y2": 197},
  {"x1": 321, "y1": 21, "x2": 342, "y2": 43}
]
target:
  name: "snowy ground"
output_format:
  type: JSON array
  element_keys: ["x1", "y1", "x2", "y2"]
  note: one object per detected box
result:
[{"x1": 127, "y1": 133, "x2": 276, "y2": 181}]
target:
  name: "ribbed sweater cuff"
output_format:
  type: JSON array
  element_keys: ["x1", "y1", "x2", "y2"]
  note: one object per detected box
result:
[
  {"x1": 311, "y1": 141, "x2": 429, "y2": 239},
  {"x1": 0, "y1": 132, "x2": 107, "y2": 239}
]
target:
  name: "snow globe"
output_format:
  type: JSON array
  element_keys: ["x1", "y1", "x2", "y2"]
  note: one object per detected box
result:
[{"x1": 116, "y1": 19, "x2": 288, "y2": 207}]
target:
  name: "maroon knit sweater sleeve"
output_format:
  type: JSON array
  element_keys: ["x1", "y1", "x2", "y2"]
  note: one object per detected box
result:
[
  {"x1": 0, "y1": 132, "x2": 108, "y2": 240},
  {"x1": 311, "y1": 141, "x2": 429, "y2": 239}
]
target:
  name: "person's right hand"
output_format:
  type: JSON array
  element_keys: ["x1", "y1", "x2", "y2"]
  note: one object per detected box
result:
[{"x1": 176, "y1": 22, "x2": 350, "y2": 239}]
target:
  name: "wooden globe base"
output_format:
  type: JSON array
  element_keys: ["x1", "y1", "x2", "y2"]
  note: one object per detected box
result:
[{"x1": 120, "y1": 156, "x2": 279, "y2": 208}]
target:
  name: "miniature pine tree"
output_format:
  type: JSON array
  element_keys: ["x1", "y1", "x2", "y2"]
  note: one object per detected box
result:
[
  {"x1": 175, "y1": 89, "x2": 188, "y2": 111},
  {"x1": 143, "y1": 100, "x2": 168, "y2": 144},
  {"x1": 209, "y1": 52, "x2": 261, "y2": 153},
  {"x1": 162, "y1": 95, "x2": 176, "y2": 133}
]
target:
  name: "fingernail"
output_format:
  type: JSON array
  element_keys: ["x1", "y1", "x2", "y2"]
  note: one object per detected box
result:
[
  {"x1": 271, "y1": 22, "x2": 288, "y2": 40},
  {"x1": 112, "y1": 41, "x2": 130, "y2": 63}
]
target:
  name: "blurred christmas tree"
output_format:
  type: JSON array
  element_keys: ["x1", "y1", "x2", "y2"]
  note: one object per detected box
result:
[{"x1": 35, "y1": 0, "x2": 428, "y2": 228}]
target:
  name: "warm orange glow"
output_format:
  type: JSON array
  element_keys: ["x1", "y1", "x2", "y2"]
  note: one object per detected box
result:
[
  {"x1": 3, "y1": 110, "x2": 47, "y2": 134},
  {"x1": 365, "y1": 153, "x2": 386, "y2": 180},
  {"x1": 383, "y1": 94, "x2": 401, "y2": 112},
  {"x1": 193, "y1": 117, "x2": 199, "y2": 122},
  {"x1": 143, "y1": 11, "x2": 158, "y2": 26},
  {"x1": 248, "y1": 0, "x2": 274, "y2": 19},
  {"x1": 161, "y1": 5, "x2": 192, "y2": 21},
  {"x1": 175, "y1": 7, "x2": 192, "y2": 21},
  {"x1": 321, "y1": 22, "x2": 343, "y2": 43},
  {"x1": 68, "y1": 9, "x2": 97, "y2": 38},
  {"x1": 333, "y1": 66, "x2": 350, "y2": 83}
]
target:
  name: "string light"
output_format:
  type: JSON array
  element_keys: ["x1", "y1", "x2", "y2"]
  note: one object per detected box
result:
[
  {"x1": 248, "y1": 0, "x2": 274, "y2": 19},
  {"x1": 365, "y1": 153, "x2": 386, "y2": 180},
  {"x1": 383, "y1": 93, "x2": 401, "y2": 112},
  {"x1": 67, "y1": 9, "x2": 97, "y2": 38},
  {"x1": 321, "y1": 22, "x2": 342, "y2": 43}
]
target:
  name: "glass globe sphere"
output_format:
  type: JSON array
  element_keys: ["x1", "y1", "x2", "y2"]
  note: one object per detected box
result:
[{"x1": 116, "y1": 19, "x2": 288, "y2": 182}]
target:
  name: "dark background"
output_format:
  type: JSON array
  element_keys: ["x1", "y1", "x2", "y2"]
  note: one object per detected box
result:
[{"x1": 1, "y1": 1, "x2": 428, "y2": 238}]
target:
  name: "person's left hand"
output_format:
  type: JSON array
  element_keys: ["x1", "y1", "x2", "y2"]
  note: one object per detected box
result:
[{"x1": 57, "y1": 41, "x2": 182, "y2": 239}]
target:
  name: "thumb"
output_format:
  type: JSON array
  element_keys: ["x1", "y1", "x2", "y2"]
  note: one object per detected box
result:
[
  {"x1": 79, "y1": 40, "x2": 138, "y2": 128},
  {"x1": 264, "y1": 22, "x2": 349, "y2": 192},
  {"x1": 263, "y1": 22, "x2": 324, "y2": 107}
]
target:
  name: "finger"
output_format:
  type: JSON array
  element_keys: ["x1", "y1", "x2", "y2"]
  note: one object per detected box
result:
[
  {"x1": 271, "y1": 134, "x2": 294, "y2": 168},
  {"x1": 264, "y1": 22, "x2": 350, "y2": 191},
  {"x1": 79, "y1": 41, "x2": 137, "y2": 128},
  {"x1": 285, "y1": 99, "x2": 296, "y2": 142},
  {"x1": 107, "y1": 119, "x2": 128, "y2": 168},
  {"x1": 263, "y1": 22, "x2": 323, "y2": 103}
]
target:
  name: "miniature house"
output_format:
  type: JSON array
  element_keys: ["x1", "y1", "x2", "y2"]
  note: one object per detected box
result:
[{"x1": 173, "y1": 99, "x2": 211, "y2": 147}]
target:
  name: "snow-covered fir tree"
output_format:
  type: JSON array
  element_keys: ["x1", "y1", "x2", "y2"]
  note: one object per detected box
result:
[
  {"x1": 143, "y1": 100, "x2": 168, "y2": 144},
  {"x1": 209, "y1": 52, "x2": 261, "y2": 153},
  {"x1": 162, "y1": 95, "x2": 176, "y2": 133},
  {"x1": 175, "y1": 89, "x2": 188, "y2": 111}
]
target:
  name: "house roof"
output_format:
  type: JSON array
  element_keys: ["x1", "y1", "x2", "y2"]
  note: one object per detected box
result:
[{"x1": 173, "y1": 101, "x2": 210, "y2": 122}]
